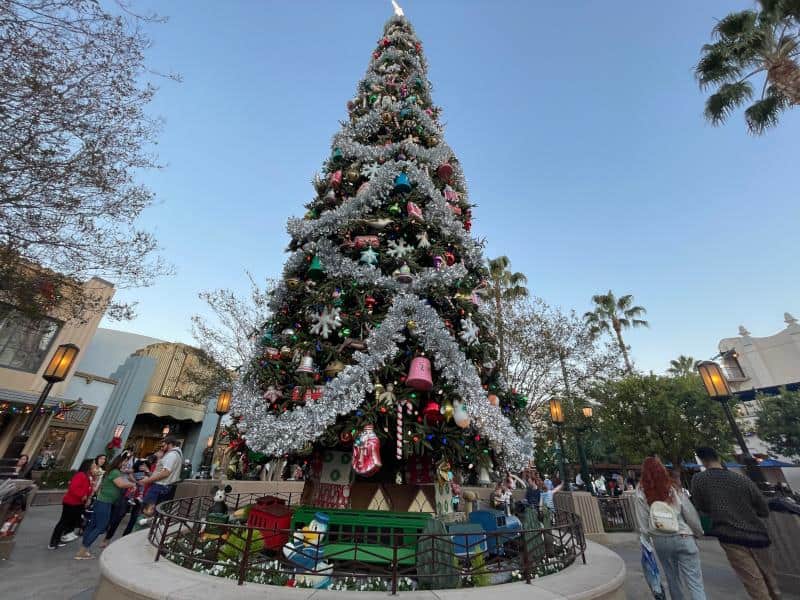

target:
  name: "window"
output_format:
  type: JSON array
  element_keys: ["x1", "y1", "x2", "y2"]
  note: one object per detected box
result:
[{"x1": 0, "y1": 303, "x2": 61, "y2": 372}]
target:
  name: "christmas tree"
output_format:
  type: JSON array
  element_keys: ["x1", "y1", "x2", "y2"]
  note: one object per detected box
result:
[{"x1": 233, "y1": 10, "x2": 533, "y2": 490}]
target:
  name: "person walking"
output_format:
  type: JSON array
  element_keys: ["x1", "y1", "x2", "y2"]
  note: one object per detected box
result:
[
  {"x1": 49, "y1": 459, "x2": 93, "y2": 549},
  {"x1": 691, "y1": 447, "x2": 781, "y2": 600},
  {"x1": 539, "y1": 479, "x2": 563, "y2": 512},
  {"x1": 634, "y1": 457, "x2": 707, "y2": 600},
  {"x1": 74, "y1": 453, "x2": 135, "y2": 560}
]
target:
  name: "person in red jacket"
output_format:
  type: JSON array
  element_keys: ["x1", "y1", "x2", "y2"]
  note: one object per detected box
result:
[{"x1": 49, "y1": 459, "x2": 93, "y2": 549}]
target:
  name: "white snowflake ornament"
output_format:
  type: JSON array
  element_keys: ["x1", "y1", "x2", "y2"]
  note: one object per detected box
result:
[
  {"x1": 360, "y1": 246, "x2": 379, "y2": 265},
  {"x1": 361, "y1": 162, "x2": 380, "y2": 179},
  {"x1": 310, "y1": 306, "x2": 342, "y2": 339},
  {"x1": 459, "y1": 316, "x2": 480, "y2": 346},
  {"x1": 416, "y1": 231, "x2": 431, "y2": 249},
  {"x1": 386, "y1": 238, "x2": 412, "y2": 259}
]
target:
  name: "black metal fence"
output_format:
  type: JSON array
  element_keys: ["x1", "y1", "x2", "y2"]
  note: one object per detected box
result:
[
  {"x1": 147, "y1": 493, "x2": 586, "y2": 594},
  {"x1": 596, "y1": 497, "x2": 636, "y2": 532}
]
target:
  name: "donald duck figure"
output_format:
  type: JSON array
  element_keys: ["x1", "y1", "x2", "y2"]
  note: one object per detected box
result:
[{"x1": 283, "y1": 512, "x2": 333, "y2": 588}]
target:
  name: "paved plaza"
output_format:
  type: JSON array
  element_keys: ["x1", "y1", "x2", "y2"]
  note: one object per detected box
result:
[{"x1": 1, "y1": 505, "x2": 797, "y2": 599}]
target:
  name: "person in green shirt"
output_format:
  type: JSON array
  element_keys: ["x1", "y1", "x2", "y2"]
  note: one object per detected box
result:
[{"x1": 75, "y1": 453, "x2": 135, "y2": 560}]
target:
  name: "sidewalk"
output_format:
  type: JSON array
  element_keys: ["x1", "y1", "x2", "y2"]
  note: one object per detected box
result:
[{"x1": 602, "y1": 531, "x2": 799, "y2": 599}]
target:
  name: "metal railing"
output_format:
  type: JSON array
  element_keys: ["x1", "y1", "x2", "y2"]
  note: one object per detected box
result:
[
  {"x1": 147, "y1": 493, "x2": 586, "y2": 594},
  {"x1": 596, "y1": 496, "x2": 636, "y2": 532}
]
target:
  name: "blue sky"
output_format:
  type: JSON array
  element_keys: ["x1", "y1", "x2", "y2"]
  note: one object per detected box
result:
[{"x1": 103, "y1": 1, "x2": 800, "y2": 374}]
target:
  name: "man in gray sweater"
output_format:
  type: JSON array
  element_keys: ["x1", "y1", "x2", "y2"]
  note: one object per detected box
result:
[{"x1": 691, "y1": 447, "x2": 780, "y2": 600}]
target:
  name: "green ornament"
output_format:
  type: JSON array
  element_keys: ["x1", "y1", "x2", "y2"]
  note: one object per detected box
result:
[
  {"x1": 341, "y1": 328, "x2": 351, "y2": 337},
  {"x1": 388, "y1": 203, "x2": 401, "y2": 215},
  {"x1": 368, "y1": 94, "x2": 378, "y2": 105},
  {"x1": 332, "y1": 147, "x2": 343, "y2": 160},
  {"x1": 307, "y1": 255, "x2": 325, "y2": 280}
]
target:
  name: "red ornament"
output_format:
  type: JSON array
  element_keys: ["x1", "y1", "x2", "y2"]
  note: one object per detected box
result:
[
  {"x1": 339, "y1": 430, "x2": 353, "y2": 445},
  {"x1": 445, "y1": 251, "x2": 456, "y2": 266},
  {"x1": 381, "y1": 37, "x2": 391, "y2": 47},
  {"x1": 437, "y1": 163, "x2": 454, "y2": 182},
  {"x1": 373, "y1": 51, "x2": 381, "y2": 59},
  {"x1": 422, "y1": 401, "x2": 442, "y2": 424},
  {"x1": 365, "y1": 295, "x2": 377, "y2": 310},
  {"x1": 464, "y1": 220, "x2": 472, "y2": 232}
]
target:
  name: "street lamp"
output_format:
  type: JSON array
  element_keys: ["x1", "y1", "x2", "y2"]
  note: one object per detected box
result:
[
  {"x1": 549, "y1": 397, "x2": 568, "y2": 487},
  {"x1": 113, "y1": 422, "x2": 127, "y2": 439},
  {"x1": 202, "y1": 389, "x2": 232, "y2": 475},
  {"x1": 2, "y1": 343, "x2": 80, "y2": 477},
  {"x1": 575, "y1": 405, "x2": 594, "y2": 489},
  {"x1": 697, "y1": 361, "x2": 764, "y2": 483}
]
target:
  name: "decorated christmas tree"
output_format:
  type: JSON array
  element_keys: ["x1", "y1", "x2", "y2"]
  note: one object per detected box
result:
[{"x1": 232, "y1": 8, "x2": 533, "y2": 504}]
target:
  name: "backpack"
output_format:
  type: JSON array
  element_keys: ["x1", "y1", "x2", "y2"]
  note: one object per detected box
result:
[{"x1": 649, "y1": 500, "x2": 680, "y2": 533}]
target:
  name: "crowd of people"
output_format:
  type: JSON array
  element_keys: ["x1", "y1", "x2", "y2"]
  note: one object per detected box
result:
[{"x1": 48, "y1": 435, "x2": 184, "y2": 560}]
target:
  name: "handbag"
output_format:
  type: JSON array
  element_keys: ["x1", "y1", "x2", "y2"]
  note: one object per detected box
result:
[{"x1": 640, "y1": 535, "x2": 666, "y2": 600}]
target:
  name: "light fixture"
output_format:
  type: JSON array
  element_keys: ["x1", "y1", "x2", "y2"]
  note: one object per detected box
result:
[
  {"x1": 697, "y1": 361, "x2": 732, "y2": 399},
  {"x1": 582, "y1": 406, "x2": 593, "y2": 419},
  {"x1": 549, "y1": 397, "x2": 564, "y2": 424},
  {"x1": 216, "y1": 389, "x2": 232, "y2": 416},
  {"x1": 113, "y1": 422, "x2": 126, "y2": 439},
  {"x1": 42, "y1": 343, "x2": 80, "y2": 383},
  {"x1": 206, "y1": 435, "x2": 214, "y2": 448}
]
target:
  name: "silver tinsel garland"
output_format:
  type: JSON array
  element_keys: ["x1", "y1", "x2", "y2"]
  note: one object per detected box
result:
[{"x1": 233, "y1": 293, "x2": 534, "y2": 471}]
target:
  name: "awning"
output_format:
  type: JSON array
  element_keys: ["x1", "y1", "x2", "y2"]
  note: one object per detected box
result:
[
  {"x1": 137, "y1": 394, "x2": 207, "y2": 423},
  {"x1": 0, "y1": 387, "x2": 75, "y2": 407}
]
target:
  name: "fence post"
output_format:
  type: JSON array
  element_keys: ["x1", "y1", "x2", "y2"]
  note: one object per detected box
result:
[
  {"x1": 391, "y1": 541, "x2": 399, "y2": 595},
  {"x1": 155, "y1": 515, "x2": 171, "y2": 562},
  {"x1": 238, "y1": 525, "x2": 254, "y2": 586}
]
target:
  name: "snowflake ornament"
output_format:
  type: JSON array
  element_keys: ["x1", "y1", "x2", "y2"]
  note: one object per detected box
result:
[
  {"x1": 361, "y1": 162, "x2": 380, "y2": 179},
  {"x1": 310, "y1": 306, "x2": 342, "y2": 339},
  {"x1": 386, "y1": 238, "x2": 412, "y2": 259},
  {"x1": 459, "y1": 316, "x2": 480, "y2": 346},
  {"x1": 416, "y1": 231, "x2": 431, "y2": 249},
  {"x1": 360, "y1": 246, "x2": 379, "y2": 265},
  {"x1": 263, "y1": 386, "x2": 283, "y2": 403}
]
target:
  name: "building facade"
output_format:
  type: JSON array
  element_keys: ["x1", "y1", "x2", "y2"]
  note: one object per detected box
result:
[
  {"x1": 717, "y1": 313, "x2": 800, "y2": 464},
  {"x1": 0, "y1": 275, "x2": 115, "y2": 467}
]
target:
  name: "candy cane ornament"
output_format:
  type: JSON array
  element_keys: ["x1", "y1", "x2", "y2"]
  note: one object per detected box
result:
[{"x1": 396, "y1": 399, "x2": 412, "y2": 459}]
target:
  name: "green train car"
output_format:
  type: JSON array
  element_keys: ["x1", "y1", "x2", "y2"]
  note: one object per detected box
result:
[{"x1": 291, "y1": 507, "x2": 431, "y2": 565}]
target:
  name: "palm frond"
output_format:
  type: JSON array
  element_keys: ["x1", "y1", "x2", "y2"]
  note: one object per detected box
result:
[
  {"x1": 705, "y1": 81, "x2": 754, "y2": 124},
  {"x1": 623, "y1": 305, "x2": 647, "y2": 318},
  {"x1": 714, "y1": 11, "x2": 759, "y2": 41},
  {"x1": 508, "y1": 272, "x2": 528, "y2": 286},
  {"x1": 745, "y1": 87, "x2": 788, "y2": 133},
  {"x1": 631, "y1": 319, "x2": 649, "y2": 328},
  {"x1": 696, "y1": 44, "x2": 745, "y2": 88}
]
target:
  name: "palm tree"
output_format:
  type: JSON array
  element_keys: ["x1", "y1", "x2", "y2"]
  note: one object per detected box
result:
[
  {"x1": 584, "y1": 291, "x2": 648, "y2": 374},
  {"x1": 667, "y1": 355, "x2": 698, "y2": 377},
  {"x1": 487, "y1": 256, "x2": 529, "y2": 371},
  {"x1": 696, "y1": 0, "x2": 800, "y2": 134}
]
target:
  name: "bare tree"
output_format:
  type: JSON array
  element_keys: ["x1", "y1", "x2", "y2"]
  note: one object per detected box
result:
[
  {"x1": 0, "y1": 0, "x2": 177, "y2": 320},
  {"x1": 190, "y1": 274, "x2": 274, "y2": 389},
  {"x1": 496, "y1": 297, "x2": 622, "y2": 425}
]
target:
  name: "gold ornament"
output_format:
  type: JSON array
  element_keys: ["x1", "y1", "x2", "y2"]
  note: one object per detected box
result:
[
  {"x1": 280, "y1": 346, "x2": 292, "y2": 359},
  {"x1": 406, "y1": 320, "x2": 417, "y2": 330},
  {"x1": 442, "y1": 401, "x2": 454, "y2": 421},
  {"x1": 373, "y1": 383, "x2": 385, "y2": 402},
  {"x1": 345, "y1": 167, "x2": 360, "y2": 183},
  {"x1": 324, "y1": 360, "x2": 346, "y2": 378},
  {"x1": 381, "y1": 112, "x2": 393, "y2": 124}
]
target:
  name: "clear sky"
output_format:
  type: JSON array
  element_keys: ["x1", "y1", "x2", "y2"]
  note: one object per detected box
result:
[{"x1": 102, "y1": 0, "x2": 800, "y2": 374}]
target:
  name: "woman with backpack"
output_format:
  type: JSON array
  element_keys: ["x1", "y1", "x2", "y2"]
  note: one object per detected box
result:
[{"x1": 634, "y1": 457, "x2": 707, "y2": 600}]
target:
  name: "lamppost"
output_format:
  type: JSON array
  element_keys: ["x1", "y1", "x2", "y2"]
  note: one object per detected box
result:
[
  {"x1": 574, "y1": 405, "x2": 593, "y2": 490},
  {"x1": 1, "y1": 343, "x2": 80, "y2": 477},
  {"x1": 203, "y1": 390, "x2": 231, "y2": 475},
  {"x1": 696, "y1": 361, "x2": 765, "y2": 484},
  {"x1": 549, "y1": 397, "x2": 568, "y2": 487}
]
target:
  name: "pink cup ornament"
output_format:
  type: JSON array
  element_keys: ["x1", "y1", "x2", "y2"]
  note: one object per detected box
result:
[
  {"x1": 330, "y1": 170, "x2": 343, "y2": 188},
  {"x1": 407, "y1": 356, "x2": 433, "y2": 391},
  {"x1": 443, "y1": 185, "x2": 459, "y2": 203},
  {"x1": 448, "y1": 203, "x2": 462, "y2": 216},
  {"x1": 354, "y1": 235, "x2": 380, "y2": 249},
  {"x1": 406, "y1": 201, "x2": 424, "y2": 221}
]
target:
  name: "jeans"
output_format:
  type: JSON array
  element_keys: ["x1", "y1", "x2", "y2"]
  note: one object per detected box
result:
[
  {"x1": 82, "y1": 500, "x2": 113, "y2": 549},
  {"x1": 122, "y1": 501, "x2": 141, "y2": 536},
  {"x1": 104, "y1": 495, "x2": 129, "y2": 540},
  {"x1": 652, "y1": 534, "x2": 706, "y2": 600},
  {"x1": 50, "y1": 503, "x2": 84, "y2": 547}
]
